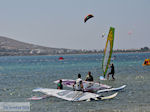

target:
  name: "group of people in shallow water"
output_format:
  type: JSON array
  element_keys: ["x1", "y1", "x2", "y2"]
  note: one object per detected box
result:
[
  {"x1": 73, "y1": 71, "x2": 94, "y2": 91},
  {"x1": 57, "y1": 63, "x2": 115, "y2": 91},
  {"x1": 57, "y1": 71, "x2": 93, "y2": 91}
]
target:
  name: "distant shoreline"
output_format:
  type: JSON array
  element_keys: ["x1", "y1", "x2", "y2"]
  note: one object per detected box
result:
[
  {"x1": 0, "y1": 36, "x2": 149, "y2": 56},
  {"x1": 0, "y1": 51, "x2": 149, "y2": 57}
]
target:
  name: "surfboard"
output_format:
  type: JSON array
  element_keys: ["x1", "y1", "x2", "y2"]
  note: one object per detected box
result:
[
  {"x1": 97, "y1": 85, "x2": 126, "y2": 93},
  {"x1": 32, "y1": 88, "x2": 117, "y2": 101},
  {"x1": 27, "y1": 95, "x2": 49, "y2": 100},
  {"x1": 99, "y1": 76, "x2": 107, "y2": 80},
  {"x1": 100, "y1": 92, "x2": 118, "y2": 100},
  {"x1": 54, "y1": 79, "x2": 111, "y2": 92}
]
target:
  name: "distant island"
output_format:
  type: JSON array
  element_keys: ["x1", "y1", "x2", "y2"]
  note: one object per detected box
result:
[{"x1": 0, "y1": 36, "x2": 149, "y2": 56}]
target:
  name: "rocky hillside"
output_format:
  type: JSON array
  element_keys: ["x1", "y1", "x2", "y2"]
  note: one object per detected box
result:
[{"x1": 0, "y1": 36, "x2": 73, "y2": 56}]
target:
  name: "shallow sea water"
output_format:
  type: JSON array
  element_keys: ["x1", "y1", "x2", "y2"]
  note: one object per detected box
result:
[{"x1": 0, "y1": 53, "x2": 150, "y2": 112}]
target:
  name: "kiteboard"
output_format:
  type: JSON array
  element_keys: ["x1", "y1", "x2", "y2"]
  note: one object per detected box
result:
[
  {"x1": 32, "y1": 88, "x2": 118, "y2": 101},
  {"x1": 54, "y1": 79, "x2": 111, "y2": 92},
  {"x1": 97, "y1": 85, "x2": 126, "y2": 93}
]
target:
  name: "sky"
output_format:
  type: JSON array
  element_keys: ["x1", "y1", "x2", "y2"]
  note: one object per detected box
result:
[{"x1": 0, "y1": 0, "x2": 150, "y2": 50}]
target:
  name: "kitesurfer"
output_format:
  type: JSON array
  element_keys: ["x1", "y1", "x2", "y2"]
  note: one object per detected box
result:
[
  {"x1": 73, "y1": 74, "x2": 84, "y2": 91},
  {"x1": 85, "y1": 71, "x2": 94, "y2": 81},
  {"x1": 57, "y1": 80, "x2": 63, "y2": 89},
  {"x1": 144, "y1": 60, "x2": 148, "y2": 65},
  {"x1": 107, "y1": 63, "x2": 115, "y2": 80}
]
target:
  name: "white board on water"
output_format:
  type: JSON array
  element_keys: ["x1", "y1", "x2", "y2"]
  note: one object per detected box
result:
[
  {"x1": 101, "y1": 92, "x2": 118, "y2": 100},
  {"x1": 99, "y1": 76, "x2": 107, "y2": 80},
  {"x1": 97, "y1": 85, "x2": 126, "y2": 93},
  {"x1": 27, "y1": 95, "x2": 49, "y2": 100}
]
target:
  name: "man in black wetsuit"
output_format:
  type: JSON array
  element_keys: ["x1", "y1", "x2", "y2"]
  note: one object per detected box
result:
[{"x1": 107, "y1": 63, "x2": 115, "y2": 80}]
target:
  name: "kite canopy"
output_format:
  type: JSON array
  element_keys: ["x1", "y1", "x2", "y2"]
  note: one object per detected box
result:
[{"x1": 84, "y1": 14, "x2": 94, "y2": 23}]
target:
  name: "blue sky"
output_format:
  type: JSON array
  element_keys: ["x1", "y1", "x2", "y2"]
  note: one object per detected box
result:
[{"x1": 0, "y1": 0, "x2": 149, "y2": 50}]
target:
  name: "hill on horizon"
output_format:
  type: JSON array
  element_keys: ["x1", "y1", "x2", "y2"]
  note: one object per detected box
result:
[
  {"x1": 0, "y1": 36, "x2": 72, "y2": 56},
  {"x1": 0, "y1": 36, "x2": 149, "y2": 56}
]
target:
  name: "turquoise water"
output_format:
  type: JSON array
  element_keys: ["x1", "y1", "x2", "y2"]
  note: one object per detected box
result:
[{"x1": 0, "y1": 53, "x2": 150, "y2": 112}]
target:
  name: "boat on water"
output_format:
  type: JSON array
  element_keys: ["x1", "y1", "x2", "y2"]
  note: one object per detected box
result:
[{"x1": 142, "y1": 59, "x2": 150, "y2": 66}]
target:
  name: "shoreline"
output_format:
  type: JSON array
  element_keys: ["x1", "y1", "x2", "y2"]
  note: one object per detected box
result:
[{"x1": 0, "y1": 51, "x2": 149, "y2": 57}]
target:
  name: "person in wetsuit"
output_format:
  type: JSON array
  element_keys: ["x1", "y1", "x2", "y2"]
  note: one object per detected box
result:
[
  {"x1": 57, "y1": 79, "x2": 63, "y2": 89},
  {"x1": 107, "y1": 63, "x2": 115, "y2": 80},
  {"x1": 85, "y1": 71, "x2": 94, "y2": 81}
]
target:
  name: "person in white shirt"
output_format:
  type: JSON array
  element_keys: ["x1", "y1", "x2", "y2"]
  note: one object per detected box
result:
[{"x1": 73, "y1": 74, "x2": 84, "y2": 91}]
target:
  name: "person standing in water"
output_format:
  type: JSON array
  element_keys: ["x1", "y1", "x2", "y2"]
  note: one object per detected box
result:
[
  {"x1": 107, "y1": 63, "x2": 115, "y2": 80},
  {"x1": 85, "y1": 71, "x2": 94, "y2": 81},
  {"x1": 57, "y1": 80, "x2": 63, "y2": 89},
  {"x1": 73, "y1": 74, "x2": 84, "y2": 91}
]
